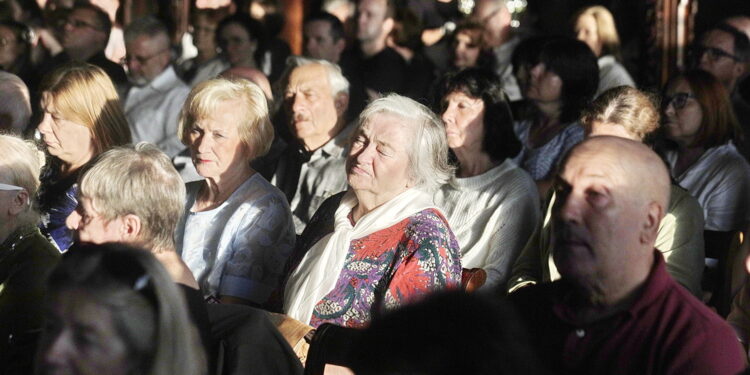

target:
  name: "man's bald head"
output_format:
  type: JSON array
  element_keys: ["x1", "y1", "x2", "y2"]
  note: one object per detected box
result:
[{"x1": 552, "y1": 136, "x2": 670, "y2": 300}]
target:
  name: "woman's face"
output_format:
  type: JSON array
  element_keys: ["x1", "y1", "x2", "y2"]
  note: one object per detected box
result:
[
  {"x1": 39, "y1": 289, "x2": 130, "y2": 375},
  {"x1": 452, "y1": 31, "x2": 481, "y2": 69},
  {"x1": 188, "y1": 99, "x2": 249, "y2": 180},
  {"x1": 347, "y1": 113, "x2": 412, "y2": 205},
  {"x1": 527, "y1": 63, "x2": 563, "y2": 103},
  {"x1": 219, "y1": 22, "x2": 256, "y2": 68},
  {"x1": 38, "y1": 94, "x2": 95, "y2": 168},
  {"x1": 441, "y1": 91, "x2": 485, "y2": 151},
  {"x1": 663, "y1": 78, "x2": 703, "y2": 147},
  {"x1": 192, "y1": 16, "x2": 218, "y2": 54},
  {"x1": 0, "y1": 25, "x2": 22, "y2": 70},
  {"x1": 575, "y1": 14, "x2": 602, "y2": 57}
]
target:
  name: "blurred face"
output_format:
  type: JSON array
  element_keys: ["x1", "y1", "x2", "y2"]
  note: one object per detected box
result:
[
  {"x1": 551, "y1": 148, "x2": 643, "y2": 287},
  {"x1": 38, "y1": 94, "x2": 95, "y2": 167},
  {"x1": 472, "y1": 0, "x2": 508, "y2": 47},
  {"x1": 441, "y1": 91, "x2": 485, "y2": 150},
  {"x1": 284, "y1": 64, "x2": 341, "y2": 150},
  {"x1": 697, "y1": 30, "x2": 744, "y2": 89},
  {"x1": 304, "y1": 20, "x2": 344, "y2": 63},
  {"x1": 662, "y1": 78, "x2": 703, "y2": 147},
  {"x1": 357, "y1": 0, "x2": 387, "y2": 43},
  {"x1": 62, "y1": 8, "x2": 107, "y2": 54},
  {"x1": 575, "y1": 14, "x2": 602, "y2": 57},
  {"x1": 125, "y1": 34, "x2": 170, "y2": 86},
  {"x1": 66, "y1": 196, "x2": 126, "y2": 245},
  {"x1": 0, "y1": 25, "x2": 23, "y2": 69},
  {"x1": 219, "y1": 22, "x2": 256, "y2": 68},
  {"x1": 39, "y1": 289, "x2": 130, "y2": 375},
  {"x1": 347, "y1": 113, "x2": 412, "y2": 204},
  {"x1": 452, "y1": 31, "x2": 481, "y2": 69},
  {"x1": 188, "y1": 99, "x2": 249, "y2": 179},
  {"x1": 191, "y1": 15, "x2": 218, "y2": 54},
  {"x1": 527, "y1": 62, "x2": 562, "y2": 103}
]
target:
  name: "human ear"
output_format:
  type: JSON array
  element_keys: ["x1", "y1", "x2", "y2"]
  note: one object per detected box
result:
[
  {"x1": 120, "y1": 214, "x2": 143, "y2": 244},
  {"x1": 334, "y1": 92, "x2": 349, "y2": 117},
  {"x1": 383, "y1": 17, "x2": 395, "y2": 36},
  {"x1": 8, "y1": 190, "x2": 29, "y2": 216},
  {"x1": 640, "y1": 201, "x2": 663, "y2": 245}
]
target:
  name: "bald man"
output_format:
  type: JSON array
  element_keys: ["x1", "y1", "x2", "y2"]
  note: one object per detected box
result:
[{"x1": 509, "y1": 137, "x2": 744, "y2": 375}]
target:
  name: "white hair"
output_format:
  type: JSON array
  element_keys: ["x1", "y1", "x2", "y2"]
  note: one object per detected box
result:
[
  {"x1": 0, "y1": 72, "x2": 31, "y2": 133},
  {"x1": 357, "y1": 94, "x2": 454, "y2": 190},
  {"x1": 285, "y1": 56, "x2": 350, "y2": 96}
]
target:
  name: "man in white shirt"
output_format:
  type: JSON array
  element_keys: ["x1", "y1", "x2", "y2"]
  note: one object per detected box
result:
[
  {"x1": 272, "y1": 57, "x2": 351, "y2": 234},
  {"x1": 123, "y1": 16, "x2": 190, "y2": 158}
]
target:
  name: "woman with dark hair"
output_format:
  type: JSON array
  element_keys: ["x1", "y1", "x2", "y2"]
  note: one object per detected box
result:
[
  {"x1": 513, "y1": 37, "x2": 599, "y2": 197},
  {"x1": 449, "y1": 21, "x2": 494, "y2": 72},
  {"x1": 434, "y1": 68, "x2": 539, "y2": 288},
  {"x1": 660, "y1": 69, "x2": 750, "y2": 233}
]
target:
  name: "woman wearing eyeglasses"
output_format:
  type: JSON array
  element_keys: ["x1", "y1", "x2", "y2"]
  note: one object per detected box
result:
[
  {"x1": 0, "y1": 134, "x2": 60, "y2": 374},
  {"x1": 660, "y1": 69, "x2": 750, "y2": 234}
]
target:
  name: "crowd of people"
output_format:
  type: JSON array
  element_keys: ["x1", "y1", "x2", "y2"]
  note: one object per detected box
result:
[{"x1": 1, "y1": 0, "x2": 750, "y2": 374}]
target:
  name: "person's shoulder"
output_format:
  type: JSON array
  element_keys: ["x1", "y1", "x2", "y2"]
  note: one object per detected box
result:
[
  {"x1": 404, "y1": 207, "x2": 454, "y2": 240},
  {"x1": 668, "y1": 184, "x2": 704, "y2": 217}
]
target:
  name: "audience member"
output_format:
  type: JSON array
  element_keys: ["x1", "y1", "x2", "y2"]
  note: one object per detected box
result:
[
  {"x1": 272, "y1": 57, "x2": 351, "y2": 234},
  {"x1": 0, "y1": 71, "x2": 31, "y2": 133},
  {"x1": 0, "y1": 20, "x2": 35, "y2": 90},
  {"x1": 219, "y1": 65, "x2": 272, "y2": 101},
  {"x1": 175, "y1": 78, "x2": 295, "y2": 307},
  {"x1": 40, "y1": 3, "x2": 127, "y2": 89},
  {"x1": 509, "y1": 136, "x2": 745, "y2": 374},
  {"x1": 123, "y1": 16, "x2": 190, "y2": 158},
  {"x1": 177, "y1": 7, "x2": 231, "y2": 87},
  {"x1": 509, "y1": 86, "x2": 706, "y2": 297},
  {"x1": 448, "y1": 20, "x2": 494, "y2": 72},
  {"x1": 387, "y1": 6, "x2": 435, "y2": 102},
  {"x1": 434, "y1": 68, "x2": 539, "y2": 288},
  {"x1": 0, "y1": 134, "x2": 60, "y2": 375},
  {"x1": 572, "y1": 5, "x2": 635, "y2": 96},
  {"x1": 513, "y1": 37, "x2": 598, "y2": 198},
  {"x1": 471, "y1": 0, "x2": 521, "y2": 100},
  {"x1": 284, "y1": 94, "x2": 461, "y2": 328},
  {"x1": 303, "y1": 11, "x2": 347, "y2": 63},
  {"x1": 216, "y1": 13, "x2": 268, "y2": 74},
  {"x1": 659, "y1": 69, "x2": 750, "y2": 233},
  {"x1": 37, "y1": 62, "x2": 131, "y2": 252},
  {"x1": 37, "y1": 243, "x2": 207, "y2": 375}
]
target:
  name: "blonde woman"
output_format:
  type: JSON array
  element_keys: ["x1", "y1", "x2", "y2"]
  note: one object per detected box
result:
[
  {"x1": 573, "y1": 5, "x2": 635, "y2": 95},
  {"x1": 36, "y1": 62, "x2": 131, "y2": 252}
]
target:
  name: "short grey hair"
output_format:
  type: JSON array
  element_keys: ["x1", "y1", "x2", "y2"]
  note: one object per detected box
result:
[
  {"x1": 124, "y1": 16, "x2": 169, "y2": 47},
  {"x1": 356, "y1": 94, "x2": 454, "y2": 190},
  {"x1": 79, "y1": 143, "x2": 186, "y2": 251},
  {"x1": 285, "y1": 56, "x2": 349, "y2": 96},
  {"x1": 0, "y1": 72, "x2": 31, "y2": 133},
  {"x1": 0, "y1": 134, "x2": 43, "y2": 227}
]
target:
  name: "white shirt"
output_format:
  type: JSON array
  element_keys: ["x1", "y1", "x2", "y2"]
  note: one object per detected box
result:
[
  {"x1": 597, "y1": 55, "x2": 635, "y2": 96},
  {"x1": 665, "y1": 142, "x2": 750, "y2": 231},
  {"x1": 176, "y1": 174, "x2": 296, "y2": 303},
  {"x1": 492, "y1": 36, "x2": 522, "y2": 102},
  {"x1": 125, "y1": 66, "x2": 190, "y2": 157},
  {"x1": 434, "y1": 160, "x2": 540, "y2": 288}
]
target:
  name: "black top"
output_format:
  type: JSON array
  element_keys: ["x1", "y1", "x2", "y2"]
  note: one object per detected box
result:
[{"x1": 39, "y1": 51, "x2": 128, "y2": 89}]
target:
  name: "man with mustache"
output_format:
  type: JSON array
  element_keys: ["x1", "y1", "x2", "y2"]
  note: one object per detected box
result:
[
  {"x1": 509, "y1": 136, "x2": 744, "y2": 374},
  {"x1": 272, "y1": 57, "x2": 351, "y2": 234}
]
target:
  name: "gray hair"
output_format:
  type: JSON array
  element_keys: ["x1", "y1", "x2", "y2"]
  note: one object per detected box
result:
[
  {"x1": 0, "y1": 72, "x2": 31, "y2": 133},
  {"x1": 79, "y1": 143, "x2": 186, "y2": 251},
  {"x1": 0, "y1": 134, "x2": 43, "y2": 227},
  {"x1": 124, "y1": 16, "x2": 169, "y2": 47},
  {"x1": 357, "y1": 94, "x2": 454, "y2": 190},
  {"x1": 285, "y1": 56, "x2": 349, "y2": 96}
]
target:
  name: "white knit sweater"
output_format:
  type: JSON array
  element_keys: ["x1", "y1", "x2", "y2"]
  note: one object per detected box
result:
[{"x1": 434, "y1": 160, "x2": 540, "y2": 288}]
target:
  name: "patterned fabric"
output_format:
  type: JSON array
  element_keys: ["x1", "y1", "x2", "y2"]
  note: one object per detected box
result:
[
  {"x1": 38, "y1": 166, "x2": 79, "y2": 252},
  {"x1": 512, "y1": 121, "x2": 584, "y2": 181},
  {"x1": 309, "y1": 208, "x2": 461, "y2": 328}
]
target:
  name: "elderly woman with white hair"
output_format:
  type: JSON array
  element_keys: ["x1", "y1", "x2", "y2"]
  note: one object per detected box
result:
[
  {"x1": 0, "y1": 134, "x2": 60, "y2": 374},
  {"x1": 284, "y1": 94, "x2": 463, "y2": 328},
  {"x1": 175, "y1": 78, "x2": 296, "y2": 307}
]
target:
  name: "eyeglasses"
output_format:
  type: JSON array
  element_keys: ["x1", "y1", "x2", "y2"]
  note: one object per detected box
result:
[
  {"x1": 663, "y1": 92, "x2": 696, "y2": 110},
  {"x1": 692, "y1": 45, "x2": 742, "y2": 62},
  {"x1": 0, "y1": 183, "x2": 23, "y2": 191},
  {"x1": 65, "y1": 18, "x2": 104, "y2": 33},
  {"x1": 121, "y1": 48, "x2": 169, "y2": 66}
]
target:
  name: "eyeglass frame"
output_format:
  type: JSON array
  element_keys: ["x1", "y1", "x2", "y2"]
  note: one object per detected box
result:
[
  {"x1": 663, "y1": 92, "x2": 697, "y2": 110},
  {"x1": 64, "y1": 18, "x2": 105, "y2": 33},
  {"x1": 0, "y1": 183, "x2": 23, "y2": 191},
  {"x1": 692, "y1": 45, "x2": 743, "y2": 63}
]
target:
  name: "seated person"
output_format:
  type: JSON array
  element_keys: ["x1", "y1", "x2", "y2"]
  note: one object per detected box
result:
[
  {"x1": 284, "y1": 94, "x2": 462, "y2": 328},
  {"x1": 434, "y1": 68, "x2": 539, "y2": 288},
  {"x1": 509, "y1": 86, "x2": 706, "y2": 297},
  {"x1": 0, "y1": 134, "x2": 60, "y2": 374},
  {"x1": 509, "y1": 136, "x2": 745, "y2": 374}
]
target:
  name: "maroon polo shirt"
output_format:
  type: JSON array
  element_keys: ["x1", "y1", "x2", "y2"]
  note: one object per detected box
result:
[{"x1": 510, "y1": 251, "x2": 745, "y2": 375}]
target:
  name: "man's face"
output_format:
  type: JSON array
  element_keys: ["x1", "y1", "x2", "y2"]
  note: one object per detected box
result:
[
  {"x1": 551, "y1": 148, "x2": 644, "y2": 287},
  {"x1": 357, "y1": 0, "x2": 387, "y2": 43},
  {"x1": 62, "y1": 8, "x2": 107, "y2": 54},
  {"x1": 304, "y1": 20, "x2": 344, "y2": 63},
  {"x1": 125, "y1": 34, "x2": 170, "y2": 86},
  {"x1": 284, "y1": 64, "x2": 341, "y2": 149},
  {"x1": 697, "y1": 30, "x2": 744, "y2": 90},
  {"x1": 472, "y1": 0, "x2": 509, "y2": 47},
  {"x1": 65, "y1": 196, "x2": 126, "y2": 245}
]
